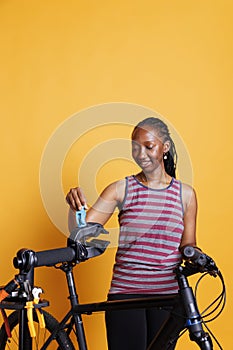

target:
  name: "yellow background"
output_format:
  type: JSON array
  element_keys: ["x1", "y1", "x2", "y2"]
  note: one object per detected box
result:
[{"x1": 0, "y1": 1, "x2": 232, "y2": 349}]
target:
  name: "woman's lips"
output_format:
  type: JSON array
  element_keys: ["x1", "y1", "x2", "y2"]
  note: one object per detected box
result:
[{"x1": 138, "y1": 160, "x2": 151, "y2": 168}]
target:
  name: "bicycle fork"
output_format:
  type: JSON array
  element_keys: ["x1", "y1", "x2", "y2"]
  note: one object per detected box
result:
[{"x1": 177, "y1": 266, "x2": 213, "y2": 350}]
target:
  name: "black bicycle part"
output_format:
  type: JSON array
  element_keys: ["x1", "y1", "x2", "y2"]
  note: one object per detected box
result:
[
  {"x1": 174, "y1": 264, "x2": 213, "y2": 350},
  {"x1": 63, "y1": 262, "x2": 88, "y2": 350},
  {"x1": 147, "y1": 299, "x2": 186, "y2": 350},
  {"x1": 182, "y1": 246, "x2": 219, "y2": 275},
  {"x1": 0, "y1": 238, "x2": 223, "y2": 350},
  {"x1": 0, "y1": 309, "x2": 74, "y2": 350},
  {"x1": 37, "y1": 262, "x2": 87, "y2": 350},
  {"x1": 12, "y1": 224, "x2": 110, "y2": 270},
  {"x1": 73, "y1": 295, "x2": 179, "y2": 314},
  {"x1": 0, "y1": 224, "x2": 109, "y2": 349}
]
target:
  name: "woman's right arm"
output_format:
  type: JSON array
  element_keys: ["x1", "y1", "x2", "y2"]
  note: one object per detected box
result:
[{"x1": 66, "y1": 179, "x2": 126, "y2": 231}]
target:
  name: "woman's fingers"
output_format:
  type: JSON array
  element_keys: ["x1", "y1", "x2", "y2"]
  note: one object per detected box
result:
[{"x1": 66, "y1": 187, "x2": 87, "y2": 211}]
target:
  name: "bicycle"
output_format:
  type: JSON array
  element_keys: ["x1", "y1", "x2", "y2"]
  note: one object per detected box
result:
[{"x1": 0, "y1": 222, "x2": 226, "y2": 350}]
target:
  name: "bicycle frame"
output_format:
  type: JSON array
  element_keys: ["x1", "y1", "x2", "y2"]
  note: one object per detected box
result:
[
  {"x1": 40, "y1": 260, "x2": 213, "y2": 350},
  {"x1": 0, "y1": 239, "x2": 220, "y2": 350}
]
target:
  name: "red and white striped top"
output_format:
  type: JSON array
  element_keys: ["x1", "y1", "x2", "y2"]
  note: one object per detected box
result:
[{"x1": 109, "y1": 175, "x2": 184, "y2": 295}]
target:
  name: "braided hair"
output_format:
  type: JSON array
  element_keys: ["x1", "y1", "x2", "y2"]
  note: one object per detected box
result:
[{"x1": 132, "y1": 117, "x2": 178, "y2": 178}]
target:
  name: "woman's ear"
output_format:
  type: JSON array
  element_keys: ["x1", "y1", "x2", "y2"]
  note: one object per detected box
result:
[{"x1": 163, "y1": 140, "x2": 171, "y2": 153}]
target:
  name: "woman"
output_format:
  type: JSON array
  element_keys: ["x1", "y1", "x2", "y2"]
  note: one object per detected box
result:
[{"x1": 66, "y1": 117, "x2": 197, "y2": 349}]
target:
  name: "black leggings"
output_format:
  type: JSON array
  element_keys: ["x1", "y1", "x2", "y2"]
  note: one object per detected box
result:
[{"x1": 105, "y1": 294, "x2": 183, "y2": 350}]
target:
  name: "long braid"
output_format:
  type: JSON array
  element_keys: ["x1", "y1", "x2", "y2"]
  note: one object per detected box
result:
[{"x1": 133, "y1": 117, "x2": 178, "y2": 178}]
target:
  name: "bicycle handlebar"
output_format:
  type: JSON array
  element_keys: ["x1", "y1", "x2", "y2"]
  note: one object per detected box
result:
[
  {"x1": 35, "y1": 240, "x2": 110, "y2": 267},
  {"x1": 35, "y1": 247, "x2": 76, "y2": 267},
  {"x1": 13, "y1": 247, "x2": 77, "y2": 270},
  {"x1": 13, "y1": 240, "x2": 110, "y2": 271},
  {"x1": 182, "y1": 246, "x2": 219, "y2": 275},
  {"x1": 12, "y1": 223, "x2": 110, "y2": 271}
]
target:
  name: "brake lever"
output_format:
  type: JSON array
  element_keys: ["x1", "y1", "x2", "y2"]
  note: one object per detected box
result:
[
  {"x1": 186, "y1": 255, "x2": 219, "y2": 277},
  {"x1": 203, "y1": 256, "x2": 219, "y2": 276}
]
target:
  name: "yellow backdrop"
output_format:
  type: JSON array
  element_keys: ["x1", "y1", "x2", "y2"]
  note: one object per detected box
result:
[{"x1": 0, "y1": 1, "x2": 232, "y2": 349}]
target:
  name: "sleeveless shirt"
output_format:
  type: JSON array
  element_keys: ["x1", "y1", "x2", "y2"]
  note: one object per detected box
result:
[{"x1": 109, "y1": 175, "x2": 184, "y2": 295}]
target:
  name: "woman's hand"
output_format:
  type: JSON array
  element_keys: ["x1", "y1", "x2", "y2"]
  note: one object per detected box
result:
[
  {"x1": 66, "y1": 187, "x2": 88, "y2": 211},
  {"x1": 66, "y1": 179, "x2": 125, "y2": 226}
]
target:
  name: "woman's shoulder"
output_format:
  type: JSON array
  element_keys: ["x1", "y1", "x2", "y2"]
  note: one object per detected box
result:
[
  {"x1": 105, "y1": 177, "x2": 127, "y2": 188},
  {"x1": 180, "y1": 181, "x2": 197, "y2": 211},
  {"x1": 101, "y1": 177, "x2": 127, "y2": 203},
  {"x1": 181, "y1": 182, "x2": 196, "y2": 195}
]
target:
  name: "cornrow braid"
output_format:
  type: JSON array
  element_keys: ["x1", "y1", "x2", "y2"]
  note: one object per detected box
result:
[{"x1": 133, "y1": 117, "x2": 178, "y2": 178}]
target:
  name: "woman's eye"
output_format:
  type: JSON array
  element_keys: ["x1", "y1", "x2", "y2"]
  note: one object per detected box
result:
[
  {"x1": 132, "y1": 143, "x2": 139, "y2": 151},
  {"x1": 146, "y1": 145, "x2": 153, "y2": 150}
]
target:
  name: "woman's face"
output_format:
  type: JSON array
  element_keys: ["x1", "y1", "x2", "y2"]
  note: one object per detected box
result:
[{"x1": 131, "y1": 126, "x2": 170, "y2": 174}]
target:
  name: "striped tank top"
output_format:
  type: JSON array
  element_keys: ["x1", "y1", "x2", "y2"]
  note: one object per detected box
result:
[{"x1": 109, "y1": 175, "x2": 184, "y2": 295}]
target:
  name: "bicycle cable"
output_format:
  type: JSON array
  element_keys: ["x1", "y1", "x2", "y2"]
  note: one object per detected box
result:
[
  {"x1": 194, "y1": 270, "x2": 226, "y2": 322},
  {"x1": 168, "y1": 269, "x2": 226, "y2": 349},
  {"x1": 193, "y1": 270, "x2": 226, "y2": 350}
]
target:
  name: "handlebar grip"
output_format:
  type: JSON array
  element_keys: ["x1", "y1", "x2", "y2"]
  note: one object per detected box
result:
[
  {"x1": 35, "y1": 247, "x2": 76, "y2": 267},
  {"x1": 182, "y1": 246, "x2": 219, "y2": 275},
  {"x1": 182, "y1": 246, "x2": 207, "y2": 266},
  {"x1": 182, "y1": 246, "x2": 202, "y2": 259}
]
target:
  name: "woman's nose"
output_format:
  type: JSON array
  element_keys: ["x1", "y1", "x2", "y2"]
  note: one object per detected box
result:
[{"x1": 138, "y1": 147, "x2": 147, "y2": 159}]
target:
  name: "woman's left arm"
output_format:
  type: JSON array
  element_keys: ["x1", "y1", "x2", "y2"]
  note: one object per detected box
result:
[{"x1": 180, "y1": 184, "x2": 198, "y2": 249}]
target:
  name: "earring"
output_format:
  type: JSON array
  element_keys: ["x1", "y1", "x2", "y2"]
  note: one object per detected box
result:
[{"x1": 163, "y1": 153, "x2": 168, "y2": 160}]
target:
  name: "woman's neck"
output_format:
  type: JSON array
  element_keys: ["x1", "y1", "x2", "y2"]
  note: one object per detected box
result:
[{"x1": 136, "y1": 170, "x2": 172, "y2": 189}]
